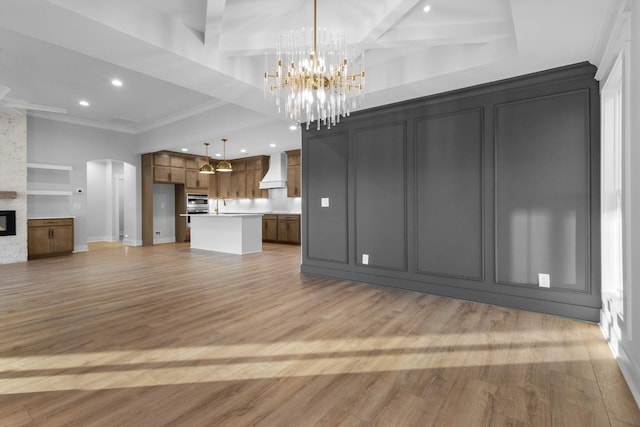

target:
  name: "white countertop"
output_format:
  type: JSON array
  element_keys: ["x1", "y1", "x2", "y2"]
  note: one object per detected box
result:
[
  {"x1": 28, "y1": 216, "x2": 76, "y2": 219},
  {"x1": 180, "y1": 213, "x2": 263, "y2": 217},
  {"x1": 181, "y1": 212, "x2": 300, "y2": 216}
]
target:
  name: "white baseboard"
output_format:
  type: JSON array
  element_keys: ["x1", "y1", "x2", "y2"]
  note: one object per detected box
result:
[
  {"x1": 123, "y1": 239, "x2": 142, "y2": 246},
  {"x1": 616, "y1": 342, "x2": 640, "y2": 410},
  {"x1": 600, "y1": 320, "x2": 640, "y2": 409},
  {"x1": 74, "y1": 244, "x2": 89, "y2": 253},
  {"x1": 153, "y1": 237, "x2": 175, "y2": 244}
]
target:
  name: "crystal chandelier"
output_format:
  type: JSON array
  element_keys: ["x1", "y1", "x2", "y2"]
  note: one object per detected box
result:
[{"x1": 264, "y1": 0, "x2": 365, "y2": 130}]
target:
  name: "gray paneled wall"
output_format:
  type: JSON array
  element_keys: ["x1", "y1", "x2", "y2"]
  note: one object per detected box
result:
[
  {"x1": 416, "y1": 109, "x2": 484, "y2": 280},
  {"x1": 495, "y1": 90, "x2": 590, "y2": 292},
  {"x1": 301, "y1": 62, "x2": 601, "y2": 321},
  {"x1": 354, "y1": 122, "x2": 407, "y2": 271},
  {"x1": 306, "y1": 133, "x2": 349, "y2": 263}
]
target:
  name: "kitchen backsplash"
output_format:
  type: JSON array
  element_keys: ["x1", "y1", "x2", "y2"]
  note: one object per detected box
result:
[{"x1": 211, "y1": 188, "x2": 301, "y2": 214}]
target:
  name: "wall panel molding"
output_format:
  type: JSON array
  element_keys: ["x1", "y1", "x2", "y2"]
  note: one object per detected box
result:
[
  {"x1": 494, "y1": 89, "x2": 592, "y2": 294},
  {"x1": 414, "y1": 108, "x2": 485, "y2": 281},
  {"x1": 353, "y1": 121, "x2": 408, "y2": 272},
  {"x1": 301, "y1": 62, "x2": 601, "y2": 321}
]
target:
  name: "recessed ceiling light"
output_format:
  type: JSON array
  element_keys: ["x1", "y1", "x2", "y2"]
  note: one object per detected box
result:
[
  {"x1": 181, "y1": 148, "x2": 189, "y2": 152},
  {"x1": 79, "y1": 100, "x2": 89, "y2": 107},
  {"x1": 289, "y1": 125, "x2": 297, "y2": 131},
  {"x1": 240, "y1": 149, "x2": 247, "y2": 153},
  {"x1": 215, "y1": 153, "x2": 222, "y2": 157},
  {"x1": 270, "y1": 143, "x2": 277, "y2": 148},
  {"x1": 111, "y1": 79, "x2": 123, "y2": 87},
  {"x1": 423, "y1": 5, "x2": 431, "y2": 12}
]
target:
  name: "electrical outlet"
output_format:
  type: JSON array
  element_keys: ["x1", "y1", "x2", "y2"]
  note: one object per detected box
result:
[
  {"x1": 538, "y1": 273, "x2": 550, "y2": 288},
  {"x1": 362, "y1": 254, "x2": 369, "y2": 265}
]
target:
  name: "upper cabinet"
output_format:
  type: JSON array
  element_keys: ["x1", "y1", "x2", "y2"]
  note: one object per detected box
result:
[
  {"x1": 230, "y1": 160, "x2": 246, "y2": 199},
  {"x1": 153, "y1": 153, "x2": 185, "y2": 184},
  {"x1": 185, "y1": 156, "x2": 210, "y2": 190},
  {"x1": 285, "y1": 149, "x2": 301, "y2": 198}
]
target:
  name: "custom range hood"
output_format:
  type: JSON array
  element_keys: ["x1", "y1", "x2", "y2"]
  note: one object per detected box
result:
[{"x1": 259, "y1": 152, "x2": 288, "y2": 189}]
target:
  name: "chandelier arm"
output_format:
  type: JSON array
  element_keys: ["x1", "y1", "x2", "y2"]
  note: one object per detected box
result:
[{"x1": 313, "y1": 0, "x2": 317, "y2": 68}]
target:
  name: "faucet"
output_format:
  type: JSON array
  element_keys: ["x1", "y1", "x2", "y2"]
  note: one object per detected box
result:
[{"x1": 214, "y1": 197, "x2": 226, "y2": 215}]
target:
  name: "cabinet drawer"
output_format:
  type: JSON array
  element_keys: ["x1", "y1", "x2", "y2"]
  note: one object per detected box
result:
[
  {"x1": 28, "y1": 218, "x2": 73, "y2": 227},
  {"x1": 277, "y1": 215, "x2": 300, "y2": 221},
  {"x1": 263, "y1": 214, "x2": 278, "y2": 220}
]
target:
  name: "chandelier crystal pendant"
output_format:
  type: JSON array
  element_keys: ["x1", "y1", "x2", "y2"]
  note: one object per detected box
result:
[{"x1": 264, "y1": 0, "x2": 365, "y2": 130}]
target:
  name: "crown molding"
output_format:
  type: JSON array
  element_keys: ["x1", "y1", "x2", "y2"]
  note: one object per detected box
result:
[
  {"x1": 27, "y1": 111, "x2": 138, "y2": 134},
  {"x1": 592, "y1": 0, "x2": 631, "y2": 81},
  {"x1": 27, "y1": 99, "x2": 228, "y2": 135},
  {"x1": 133, "y1": 99, "x2": 227, "y2": 133}
]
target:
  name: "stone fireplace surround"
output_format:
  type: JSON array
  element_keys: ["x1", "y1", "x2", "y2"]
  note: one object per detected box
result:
[{"x1": 0, "y1": 110, "x2": 28, "y2": 264}]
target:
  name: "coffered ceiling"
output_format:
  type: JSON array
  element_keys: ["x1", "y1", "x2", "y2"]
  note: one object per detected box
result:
[{"x1": 0, "y1": 0, "x2": 616, "y2": 154}]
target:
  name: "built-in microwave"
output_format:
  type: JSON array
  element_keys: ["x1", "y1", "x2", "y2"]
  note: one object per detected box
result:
[{"x1": 186, "y1": 193, "x2": 209, "y2": 214}]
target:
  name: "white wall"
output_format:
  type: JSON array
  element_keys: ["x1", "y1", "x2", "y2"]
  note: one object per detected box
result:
[
  {"x1": 0, "y1": 110, "x2": 27, "y2": 264},
  {"x1": 123, "y1": 162, "x2": 138, "y2": 246},
  {"x1": 597, "y1": 0, "x2": 640, "y2": 407},
  {"x1": 622, "y1": 0, "x2": 640, "y2": 406},
  {"x1": 86, "y1": 160, "x2": 131, "y2": 243},
  {"x1": 27, "y1": 117, "x2": 139, "y2": 251},
  {"x1": 86, "y1": 161, "x2": 108, "y2": 241}
]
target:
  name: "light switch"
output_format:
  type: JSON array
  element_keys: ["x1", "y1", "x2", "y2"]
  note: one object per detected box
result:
[
  {"x1": 362, "y1": 254, "x2": 369, "y2": 265},
  {"x1": 321, "y1": 197, "x2": 330, "y2": 207}
]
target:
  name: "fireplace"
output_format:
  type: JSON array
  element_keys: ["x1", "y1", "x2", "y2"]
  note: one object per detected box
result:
[{"x1": 0, "y1": 211, "x2": 16, "y2": 236}]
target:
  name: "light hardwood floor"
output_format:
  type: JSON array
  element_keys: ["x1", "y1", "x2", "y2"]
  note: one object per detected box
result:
[{"x1": 0, "y1": 242, "x2": 638, "y2": 426}]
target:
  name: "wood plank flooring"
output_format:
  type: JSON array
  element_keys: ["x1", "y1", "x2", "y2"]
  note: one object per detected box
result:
[{"x1": 0, "y1": 242, "x2": 638, "y2": 426}]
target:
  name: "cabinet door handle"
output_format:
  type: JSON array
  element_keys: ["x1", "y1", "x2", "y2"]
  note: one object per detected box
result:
[{"x1": 168, "y1": 172, "x2": 172, "y2": 181}]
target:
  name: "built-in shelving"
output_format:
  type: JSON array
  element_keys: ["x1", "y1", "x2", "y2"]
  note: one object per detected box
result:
[
  {"x1": 27, "y1": 163, "x2": 74, "y2": 198},
  {"x1": 0, "y1": 191, "x2": 18, "y2": 199},
  {"x1": 27, "y1": 190, "x2": 73, "y2": 196},
  {"x1": 27, "y1": 163, "x2": 73, "y2": 171}
]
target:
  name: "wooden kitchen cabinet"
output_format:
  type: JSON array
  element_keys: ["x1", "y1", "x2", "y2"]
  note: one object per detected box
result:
[
  {"x1": 209, "y1": 173, "x2": 219, "y2": 198},
  {"x1": 285, "y1": 149, "x2": 301, "y2": 197},
  {"x1": 154, "y1": 166, "x2": 185, "y2": 184},
  {"x1": 186, "y1": 170, "x2": 209, "y2": 190},
  {"x1": 277, "y1": 215, "x2": 300, "y2": 244},
  {"x1": 246, "y1": 156, "x2": 269, "y2": 199},
  {"x1": 154, "y1": 153, "x2": 185, "y2": 168},
  {"x1": 217, "y1": 171, "x2": 231, "y2": 199},
  {"x1": 28, "y1": 218, "x2": 74, "y2": 259},
  {"x1": 185, "y1": 156, "x2": 207, "y2": 170},
  {"x1": 262, "y1": 214, "x2": 278, "y2": 242},
  {"x1": 230, "y1": 160, "x2": 246, "y2": 198},
  {"x1": 262, "y1": 214, "x2": 300, "y2": 244}
]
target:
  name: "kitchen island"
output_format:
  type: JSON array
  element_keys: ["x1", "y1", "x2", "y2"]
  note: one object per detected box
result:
[{"x1": 185, "y1": 213, "x2": 263, "y2": 255}]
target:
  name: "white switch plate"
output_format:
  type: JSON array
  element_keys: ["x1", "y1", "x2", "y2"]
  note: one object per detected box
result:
[
  {"x1": 538, "y1": 273, "x2": 550, "y2": 288},
  {"x1": 362, "y1": 254, "x2": 369, "y2": 265},
  {"x1": 321, "y1": 197, "x2": 330, "y2": 207}
]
